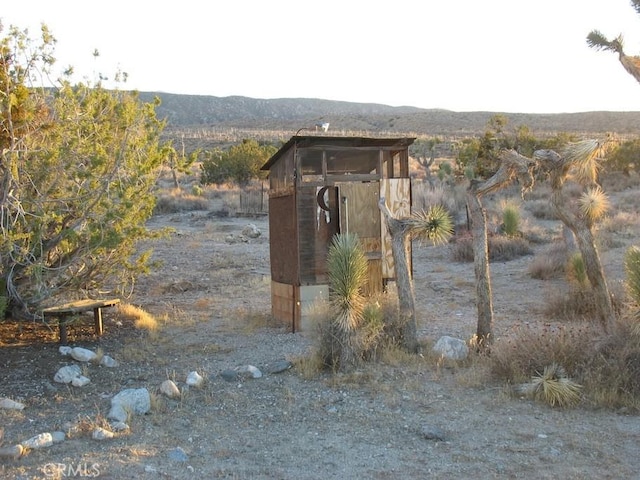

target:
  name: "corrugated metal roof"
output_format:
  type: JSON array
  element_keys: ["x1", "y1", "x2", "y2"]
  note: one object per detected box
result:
[{"x1": 260, "y1": 135, "x2": 415, "y2": 171}]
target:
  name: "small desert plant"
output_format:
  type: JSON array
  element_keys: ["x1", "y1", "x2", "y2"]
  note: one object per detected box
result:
[
  {"x1": 321, "y1": 233, "x2": 368, "y2": 371},
  {"x1": 528, "y1": 243, "x2": 568, "y2": 280},
  {"x1": 489, "y1": 323, "x2": 595, "y2": 384},
  {"x1": 451, "y1": 233, "x2": 532, "y2": 262},
  {"x1": 530, "y1": 363, "x2": 582, "y2": 407},
  {"x1": 624, "y1": 246, "x2": 640, "y2": 310},
  {"x1": 118, "y1": 303, "x2": 158, "y2": 333},
  {"x1": 567, "y1": 252, "x2": 589, "y2": 288},
  {"x1": 500, "y1": 201, "x2": 521, "y2": 237},
  {"x1": 154, "y1": 189, "x2": 210, "y2": 214}
]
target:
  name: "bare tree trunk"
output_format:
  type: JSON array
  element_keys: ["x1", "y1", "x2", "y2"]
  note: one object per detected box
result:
[
  {"x1": 467, "y1": 192, "x2": 494, "y2": 346},
  {"x1": 551, "y1": 193, "x2": 615, "y2": 330},
  {"x1": 464, "y1": 150, "x2": 534, "y2": 348},
  {"x1": 379, "y1": 200, "x2": 418, "y2": 353},
  {"x1": 535, "y1": 147, "x2": 616, "y2": 331}
]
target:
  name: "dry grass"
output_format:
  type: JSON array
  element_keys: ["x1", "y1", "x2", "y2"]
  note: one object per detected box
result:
[
  {"x1": 543, "y1": 282, "x2": 626, "y2": 322},
  {"x1": 118, "y1": 303, "x2": 158, "y2": 333},
  {"x1": 528, "y1": 242, "x2": 569, "y2": 280},
  {"x1": 154, "y1": 188, "x2": 210, "y2": 214},
  {"x1": 450, "y1": 232, "x2": 533, "y2": 262},
  {"x1": 489, "y1": 317, "x2": 640, "y2": 410}
]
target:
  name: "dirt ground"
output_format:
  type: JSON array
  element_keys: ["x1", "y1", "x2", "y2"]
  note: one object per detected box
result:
[{"x1": 1, "y1": 179, "x2": 640, "y2": 480}]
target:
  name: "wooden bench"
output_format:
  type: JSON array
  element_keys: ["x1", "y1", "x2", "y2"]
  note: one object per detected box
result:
[{"x1": 42, "y1": 298, "x2": 120, "y2": 344}]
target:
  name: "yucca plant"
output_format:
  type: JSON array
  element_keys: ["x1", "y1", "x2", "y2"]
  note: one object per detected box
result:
[
  {"x1": 578, "y1": 186, "x2": 610, "y2": 224},
  {"x1": 567, "y1": 252, "x2": 589, "y2": 288},
  {"x1": 324, "y1": 233, "x2": 369, "y2": 371},
  {"x1": 407, "y1": 205, "x2": 454, "y2": 245},
  {"x1": 531, "y1": 363, "x2": 582, "y2": 408},
  {"x1": 501, "y1": 202, "x2": 521, "y2": 237}
]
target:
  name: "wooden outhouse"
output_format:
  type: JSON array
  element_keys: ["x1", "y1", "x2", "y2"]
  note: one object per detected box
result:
[{"x1": 260, "y1": 135, "x2": 415, "y2": 331}]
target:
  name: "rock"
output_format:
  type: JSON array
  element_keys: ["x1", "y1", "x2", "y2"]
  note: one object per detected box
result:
[
  {"x1": 421, "y1": 424, "x2": 447, "y2": 442},
  {"x1": 108, "y1": 388, "x2": 150, "y2": 422},
  {"x1": 54, "y1": 365, "x2": 82, "y2": 384},
  {"x1": 51, "y1": 431, "x2": 66, "y2": 443},
  {"x1": 71, "y1": 375, "x2": 91, "y2": 387},
  {"x1": 160, "y1": 380, "x2": 181, "y2": 398},
  {"x1": 22, "y1": 432, "x2": 53, "y2": 449},
  {"x1": 0, "y1": 398, "x2": 25, "y2": 410},
  {"x1": 242, "y1": 223, "x2": 261, "y2": 238},
  {"x1": 186, "y1": 371, "x2": 204, "y2": 388},
  {"x1": 433, "y1": 335, "x2": 469, "y2": 361},
  {"x1": 0, "y1": 445, "x2": 23, "y2": 459},
  {"x1": 70, "y1": 347, "x2": 97, "y2": 362},
  {"x1": 92, "y1": 427, "x2": 114, "y2": 440},
  {"x1": 58, "y1": 346, "x2": 73, "y2": 356},
  {"x1": 100, "y1": 355, "x2": 118, "y2": 368},
  {"x1": 168, "y1": 446, "x2": 189, "y2": 462},
  {"x1": 220, "y1": 369, "x2": 238, "y2": 382},
  {"x1": 262, "y1": 360, "x2": 292, "y2": 374},
  {"x1": 235, "y1": 365, "x2": 262, "y2": 379}
]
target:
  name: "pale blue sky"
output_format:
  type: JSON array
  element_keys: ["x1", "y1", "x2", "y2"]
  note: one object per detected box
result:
[{"x1": 3, "y1": 0, "x2": 640, "y2": 113}]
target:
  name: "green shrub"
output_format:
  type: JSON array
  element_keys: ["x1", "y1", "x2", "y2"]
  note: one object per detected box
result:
[
  {"x1": 501, "y1": 203, "x2": 521, "y2": 237},
  {"x1": 625, "y1": 246, "x2": 640, "y2": 308}
]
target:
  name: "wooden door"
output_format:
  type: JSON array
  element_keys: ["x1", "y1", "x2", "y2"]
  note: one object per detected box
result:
[{"x1": 338, "y1": 182, "x2": 382, "y2": 295}]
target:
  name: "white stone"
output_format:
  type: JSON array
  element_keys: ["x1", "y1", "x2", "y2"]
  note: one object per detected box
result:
[
  {"x1": 242, "y1": 223, "x2": 261, "y2": 238},
  {"x1": 22, "y1": 432, "x2": 53, "y2": 449},
  {"x1": 160, "y1": 379, "x2": 181, "y2": 398},
  {"x1": 92, "y1": 427, "x2": 114, "y2": 440},
  {"x1": 186, "y1": 371, "x2": 204, "y2": 388},
  {"x1": 236, "y1": 365, "x2": 262, "y2": 379},
  {"x1": 0, "y1": 398, "x2": 25, "y2": 410},
  {"x1": 433, "y1": 335, "x2": 469, "y2": 361},
  {"x1": 70, "y1": 347, "x2": 97, "y2": 362},
  {"x1": 108, "y1": 388, "x2": 150, "y2": 422},
  {"x1": 71, "y1": 375, "x2": 91, "y2": 387},
  {"x1": 54, "y1": 365, "x2": 82, "y2": 384},
  {"x1": 100, "y1": 355, "x2": 118, "y2": 368},
  {"x1": 58, "y1": 346, "x2": 73, "y2": 356}
]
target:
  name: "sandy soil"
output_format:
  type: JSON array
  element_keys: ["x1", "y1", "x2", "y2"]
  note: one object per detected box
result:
[{"x1": 1, "y1": 182, "x2": 640, "y2": 480}]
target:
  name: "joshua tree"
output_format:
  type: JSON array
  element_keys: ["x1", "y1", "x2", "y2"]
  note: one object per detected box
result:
[
  {"x1": 587, "y1": 1, "x2": 640, "y2": 84},
  {"x1": 467, "y1": 150, "x2": 536, "y2": 347},
  {"x1": 379, "y1": 201, "x2": 453, "y2": 353},
  {"x1": 534, "y1": 140, "x2": 616, "y2": 330}
]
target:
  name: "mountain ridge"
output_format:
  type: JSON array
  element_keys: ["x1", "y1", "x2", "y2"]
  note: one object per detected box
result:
[{"x1": 138, "y1": 92, "x2": 640, "y2": 136}]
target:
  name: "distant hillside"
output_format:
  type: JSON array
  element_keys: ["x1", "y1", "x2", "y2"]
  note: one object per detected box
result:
[{"x1": 139, "y1": 92, "x2": 640, "y2": 137}]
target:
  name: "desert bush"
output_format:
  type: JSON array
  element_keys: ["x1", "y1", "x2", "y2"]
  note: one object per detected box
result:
[
  {"x1": 499, "y1": 200, "x2": 521, "y2": 237},
  {"x1": 567, "y1": 252, "x2": 588, "y2": 288},
  {"x1": 489, "y1": 323, "x2": 595, "y2": 384},
  {"x1": 526, "y1": 199, "x2": 558, "y2": 220},
  {"x1": 488, "y1": 320, "x2": 640, "y2": 409},
  {"x1": 450, "y1": 233, "x2": 533, "y2": 262},
  {"x1": 154, "y1": 189, "x2": 211, "y2": 214},
  {"x1": 625, "y1": 246, "x2": 640, "y2": 312},
  {"x1": 1, "y1": 28, "x2": 168, "y2": 318},
  {"x1": 199, "y1": 139, "x2": 276, "y2": 186},
  {"x1": 580, "y1": 317, "x2": 640, "y2": 409},
  {"x1": 528, "y1": 243, "x2": 568, "y2": 279},
  {"x1": 412, "y1": 181, "x2": 458, "y2": 216},
  {"x1": 543, "y1": 282, "x2": 625, "y2": 322}
]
